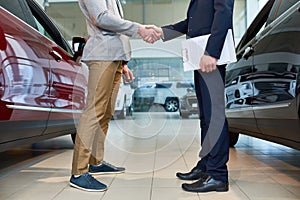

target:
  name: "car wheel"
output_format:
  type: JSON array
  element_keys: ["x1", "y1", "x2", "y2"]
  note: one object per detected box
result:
[
  {"x1": 180, "y1": 111, "x2": 189, "y2": 118},
  {"x1": 127, "y1": 105, "x2": 133, "y2": 116},
  {"x1": 117, "y1": 102, "x2": 126, "y2": 119},
  {"x1": 164, "y1": 97, "x2": 179, "y2": 112},
  {"x1": 229, "y1": 132, "x2": 239, "y2": 147}
]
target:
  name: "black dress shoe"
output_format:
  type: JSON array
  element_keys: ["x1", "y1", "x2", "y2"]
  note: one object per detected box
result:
[
  {"x1": 182, "y1": 176, "x2": 228, "y2": 193},
  {"x1": 176, "y1": 168, "x2": 206, "y2": 180}
]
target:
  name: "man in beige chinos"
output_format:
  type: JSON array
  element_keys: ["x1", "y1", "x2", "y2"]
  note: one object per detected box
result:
[{"x1": 69, "y1": 0, "x2": 161, "y2": 192}]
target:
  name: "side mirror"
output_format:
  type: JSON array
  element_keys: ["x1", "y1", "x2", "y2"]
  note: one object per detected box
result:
[{"x1": 72, "y1": 37, "x2": 86, "y2": 62}]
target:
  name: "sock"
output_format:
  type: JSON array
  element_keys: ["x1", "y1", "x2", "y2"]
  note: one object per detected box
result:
[
  {"x1": 74, "y1": 174, "x2": 81, "y2": 178},
  {"x1": 91, "y1": 162, "x2": 103, "y2": 167}
]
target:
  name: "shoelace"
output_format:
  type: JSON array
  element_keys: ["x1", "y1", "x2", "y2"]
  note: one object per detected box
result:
[
  {"x1": 82, "y1": 173, "x2": 100, "y2": 185},
  {"x1": 102, "y1": 161, "x2": 119, "y2": 170}
]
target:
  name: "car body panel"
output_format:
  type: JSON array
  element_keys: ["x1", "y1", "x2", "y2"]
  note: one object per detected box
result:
[
  {"x1": 0, "y1": 0, "x2": 88, "y2": 152},
  {"x1": 0, "y1": 6, "x2": 51, "y2": 143},
  {"x1": 225, "y1": 0, "x2": 300, "y2": 149},
  {"x1": 179, "y1": 88, "x2": 198, "y2": 118}
]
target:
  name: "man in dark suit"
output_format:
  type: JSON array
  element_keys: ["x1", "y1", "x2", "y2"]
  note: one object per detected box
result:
[{"x1": 153, "y1": 0, "x2": 234, "y2": 193}]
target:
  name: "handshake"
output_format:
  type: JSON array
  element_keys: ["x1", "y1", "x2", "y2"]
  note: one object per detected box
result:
[{"x1": 138, "y1": 25, "x2": 163, "y2": 44}]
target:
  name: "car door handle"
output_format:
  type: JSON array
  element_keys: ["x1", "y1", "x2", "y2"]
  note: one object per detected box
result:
[
  {"x1": 49, "y1": 50, "x2": 62, "y2": 61},
  {"x1": 243, "y1": 46, "x2": 254, "y2": 60}
]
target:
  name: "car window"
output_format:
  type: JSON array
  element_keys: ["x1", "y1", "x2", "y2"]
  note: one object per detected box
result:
[
  {"x1": 32, "y1": 15, "x2": 55, "y2": 42},
  {"x1": 0, "y1": 0, "x2": 37, "y2": 29},
  {"x1": 155, "y1": 83, "x2": 172, "y2": 88},
  {"x1": 236, "y1": 0, "x2": 275, "y2": 54},
  {"x1": 266, "y1": 0, "x2": 299, "y2": 25},
  {"x1": 25, "y1": 0, "x2": 73, "y2": 55},
  {"x1": 176, "y1": 82, "x2": 194, "y2": 88},
  {"x1": 253, "y1": 3, "x2": 300, "y2": 56}
]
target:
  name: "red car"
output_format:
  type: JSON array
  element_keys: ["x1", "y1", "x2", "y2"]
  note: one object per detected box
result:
[{"x1": 0, "y1": 0, "x2": 87, "y2": 152}]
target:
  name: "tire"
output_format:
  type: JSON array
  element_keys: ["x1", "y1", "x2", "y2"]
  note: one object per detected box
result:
[
  {"x1": 229, "y1": 132, "x2": 239, "y2": 147},
  {"x1": 116, "y1": 104, "x2": 126, "y2": 119},
  {"x1": 180, "y1": 111, "x2": 189, "y2": 118},
  {"x1": 71, "y1": 133, "x2": 76, "y2": 144},
  {"x1": 127, "y1": 105, "x2": 133, "y2": 116},
  {"x1": 164, "y1": 97, "x2": 179, "y2": 112}
]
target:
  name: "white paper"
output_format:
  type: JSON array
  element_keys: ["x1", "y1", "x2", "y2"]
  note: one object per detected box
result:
[{"x1": 182, "y1": 29, "x2": 237, "y2": 72}]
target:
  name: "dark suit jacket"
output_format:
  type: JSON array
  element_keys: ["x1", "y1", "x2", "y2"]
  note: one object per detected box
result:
[{"x1": 162, "y1": 0, "x2": 234, "y2": 59}]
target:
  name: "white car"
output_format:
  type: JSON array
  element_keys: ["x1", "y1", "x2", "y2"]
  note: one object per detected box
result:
[
  {"x1": 133, "y1": 81, "x2": 194, "y2": 112},
  {"x1": 114, "y1": 79, "x2": 134, "y2": 119}
]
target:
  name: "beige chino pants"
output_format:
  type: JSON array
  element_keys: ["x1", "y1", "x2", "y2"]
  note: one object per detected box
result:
[{"x1": 72, "y1": 61, "x2": 122, "y2": 175}]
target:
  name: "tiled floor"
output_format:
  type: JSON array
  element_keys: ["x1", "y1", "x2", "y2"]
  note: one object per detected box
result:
[{"x1": 0, "y1": 113, "x2": 300, "y2": 200}]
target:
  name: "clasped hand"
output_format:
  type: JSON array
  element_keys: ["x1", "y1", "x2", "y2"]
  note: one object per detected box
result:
[{"x1": 138, "y1": 25, "x2": 163, "y2": 44}]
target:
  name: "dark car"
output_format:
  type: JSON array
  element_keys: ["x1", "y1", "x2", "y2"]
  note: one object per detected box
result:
[
  {"x1": 179, "y1": 88, "x2": 198, "y2": 118},
  {"x1": 0, "y1": 0, "x2": 87, "y2": 152},
  {"x1": 225, "y1": 0, "x2": 300, "y2": 149}
]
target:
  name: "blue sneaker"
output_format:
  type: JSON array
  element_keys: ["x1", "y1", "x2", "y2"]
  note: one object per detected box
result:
[
  {"x1": 69, "y1": 173, "x2": 107, "y2": 192},
  {"x1": 89, "y1": 161, "x2": 125, "y2": 175}
]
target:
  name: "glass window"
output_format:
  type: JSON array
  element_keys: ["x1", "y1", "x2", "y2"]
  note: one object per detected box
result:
[
  {"x1": 233, "y1": 0, "x2": 246, "y2": 43},
  {"x1": 32, "y1": 16, "x2": 55, "y2": 42},
  {"x1": 267, "y1": 0, "x2": 299, "y2": 25},
  {"x1": 26, "y1": 0, "x2": 73, "y2": 54},
  {"x1": 45, "y1": 2, "x2": 88, "y2": 41},
  {"x1": 0, "y1": 0, "x2": 38, "y2": 29},
  {"x1": 42, "y1": 0, "x2": 261, "y2": 114},
  {"x1": 122, "y1": 0, "x2": 188, "y2": 26}
]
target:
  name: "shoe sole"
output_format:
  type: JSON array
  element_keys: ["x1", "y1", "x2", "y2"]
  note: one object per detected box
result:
[
  {"x1": 216, "y1": 188, "x2": 229, "y2": 192},
  {"x1": 182, "y1": 185, "x2": 228, "y2": 193},
  {"x1": 89, "y1": 170, "x2": 125, "y2": 175},
  {"x1": 176, "y1": 177, "x2": 200, "y2": 181},
  {"x1": 69, "y1": 182, "x2": 107, "y2": 192}
]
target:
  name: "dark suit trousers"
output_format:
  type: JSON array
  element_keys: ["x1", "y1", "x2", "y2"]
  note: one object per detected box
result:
[{"x1": 194, "y1": 65, "x2": 229, "y2": 182}]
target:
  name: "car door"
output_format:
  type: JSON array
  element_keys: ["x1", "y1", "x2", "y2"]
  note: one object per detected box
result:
[
  {"x1": 0, "y1": 0, "x2": 51, "y2": 144},
  {"x1": 224, "y1": 0, "x2": 277, "y2": 133},
  {"x1": 25, "y1": 0, "x2": 88, "y2": 134},
  {"x1": 251, "y1": 1, "x2": 300, "y2": 143},
  {"x1": 225, "y1": 58, "x2": 258, "y2": 133}
]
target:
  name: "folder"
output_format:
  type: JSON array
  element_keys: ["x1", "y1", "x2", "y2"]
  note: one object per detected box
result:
[{"x1": 182, "y1": 29, "x2": 237, "y2": 72}]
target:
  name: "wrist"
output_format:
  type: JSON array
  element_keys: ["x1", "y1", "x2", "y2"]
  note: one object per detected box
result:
[
  {"x1": 138, "y1": 25, "x2": 144, "y2": 34},
  {"x1": 159, "y1": 27, "x2": 164, "y2": 39}
]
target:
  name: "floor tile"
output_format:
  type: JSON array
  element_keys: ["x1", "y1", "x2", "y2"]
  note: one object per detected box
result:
[
  {"x1": 53, "y1": 186, "x2": 104, "y2": 200},
  {"x1": 102, "y1": 187, "x2": 151, "y2": 200},
  {"x1": 151, "y1": 187, "x2": 200, "y2": 200},
  {"x1": 1, "y1": 113, "x2": 300, "y2": 200}
]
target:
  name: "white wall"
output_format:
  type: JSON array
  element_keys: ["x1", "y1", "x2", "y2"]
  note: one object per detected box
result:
[
  {"x1": 246, "y1": 0, "x2": 259, "y2": 27},
  {"x1": 246, "y1": 0, "x2": 269, "y2": 27}
]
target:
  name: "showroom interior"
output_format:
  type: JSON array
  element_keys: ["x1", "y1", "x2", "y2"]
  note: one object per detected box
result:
[{"x1": 0, "y1": 0, "x2": 299, "y2": 200}]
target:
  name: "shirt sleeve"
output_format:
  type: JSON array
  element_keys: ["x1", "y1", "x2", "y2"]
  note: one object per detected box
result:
[
  {"x1": 161, "y1": 19, "x2": 188, "y2": 41},
  {"x1": 82, "y1": 0, "x2": 140, "y2": 37},
  {"x1": 205, "y1": 0, "x2": 234, "y2": 59}
]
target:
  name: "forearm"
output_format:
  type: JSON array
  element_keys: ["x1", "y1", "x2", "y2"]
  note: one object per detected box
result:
[
  {"x1": 96, "y1": 11, "x2": 140, "y2": 36},
  {"x1": 161, "y1": 19, "x2": 188, "y2": 41},
  {"x1": 82, "y1": 0, "x2": 139, "y2": 37}
]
